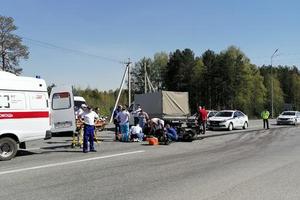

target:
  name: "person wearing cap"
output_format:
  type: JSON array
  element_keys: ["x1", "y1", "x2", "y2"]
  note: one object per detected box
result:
[{"x1": 79, "y1": 105, "x2": 99, "y2": 153}]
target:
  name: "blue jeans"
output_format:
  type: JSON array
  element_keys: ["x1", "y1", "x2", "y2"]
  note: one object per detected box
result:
[
  {"x1": 83, "y1": 124, "x2": 95, "y2": 152},
  {"x1": 166, "y1": 130, "x2": 178, "y2": 141},
  {"x1": 120, "y1": 122, "x2": 129, "y2": 142}
]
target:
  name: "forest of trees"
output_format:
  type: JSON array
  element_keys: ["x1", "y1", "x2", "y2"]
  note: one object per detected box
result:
[
  {"x1": 73, "y1": 46, "x2": 300, "y2": 119},
  {"x1": 130, "y1": 46, "x2": 300, "y2": 118}
]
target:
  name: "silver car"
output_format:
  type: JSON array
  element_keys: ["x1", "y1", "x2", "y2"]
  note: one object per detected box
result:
[
  {"x1": 276, "y1": 111, "x2": 300, "y2": 125},
  {"x1": 207, "y1": 110, "x2": 248, "y2": 131}
]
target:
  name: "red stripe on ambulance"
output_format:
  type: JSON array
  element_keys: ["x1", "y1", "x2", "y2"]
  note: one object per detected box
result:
[{"x1": 0, "y1": 111, "x2": 49, "y2": 119}]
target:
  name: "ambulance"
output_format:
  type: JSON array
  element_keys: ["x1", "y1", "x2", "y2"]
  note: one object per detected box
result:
[{"x1": 0, "y1": 71, "x2": 76, "y2": 161}]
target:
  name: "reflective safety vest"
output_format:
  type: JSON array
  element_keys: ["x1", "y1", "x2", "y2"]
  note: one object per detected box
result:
[{"x1": 261, "y1": 110, "x2": 270, "y2": 119}]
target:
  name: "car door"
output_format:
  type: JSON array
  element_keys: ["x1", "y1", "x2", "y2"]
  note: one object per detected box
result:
[
  {"x1": 235, "y1": 111, "x2": 244, "y2": 127},
  {"x1": 50, "y1": 86, "x2": 76, "y2": 134},
  {"x1": 233, "y1": 112, "x2": 240, "y2": 127},
  {"x1": 238, "y1": 111, "x2": 246, "y2": 127},
  {"x1": 296, "y1": 112, "x2": 300, "y2": 124}
]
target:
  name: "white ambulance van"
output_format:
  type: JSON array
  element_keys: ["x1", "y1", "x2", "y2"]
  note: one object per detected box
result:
[
  {"x1": 0, "y1": 71, "x2": 76, "y2": 161},
  {"x1": 0, "y1": 71, "x2": 51, "y2": 160}
]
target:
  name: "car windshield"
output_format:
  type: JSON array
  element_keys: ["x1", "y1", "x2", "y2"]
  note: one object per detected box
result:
[
  {"x1": 208, "y1": 112, "x2": 216, "y2": 117},
  {"x1": 215, "y1": 111, "x2": 233, "y2": 117},
  {"x1": 74, "y1": 100, "x2": 86, "y2": 110},
  {"x1": 282, "y1": 111, "x2": 295, "y2": 116}
]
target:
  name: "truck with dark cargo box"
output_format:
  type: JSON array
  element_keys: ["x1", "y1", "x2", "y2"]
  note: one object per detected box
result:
[{"x1": 130, "y1": 91, "x2": 201, "y2": 141}]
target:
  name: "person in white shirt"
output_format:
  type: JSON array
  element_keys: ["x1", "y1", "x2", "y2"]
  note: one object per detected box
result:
[
  {"x1": 79, "y1": 105, "x2": 99, "y2": 153},
  {"x1": 130, "y1": 124, "x2": 144, "y2": 142},
  {"x1": 116, "y1": 106, "x2": 130, "y2": 142}
]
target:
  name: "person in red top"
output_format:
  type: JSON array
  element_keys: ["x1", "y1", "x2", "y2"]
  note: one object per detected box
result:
[{"x1": 198, "y1": 106, "x2": 208, "y2": 134}]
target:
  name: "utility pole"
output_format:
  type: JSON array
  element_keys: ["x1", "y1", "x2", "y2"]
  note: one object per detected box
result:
[
  {"x1": 144, "y1": 61, "x2": 147, "y2": 93},
  {"x1": 271, "y1": 49, "x2": 278, "y2": 118},
  {"x1": 127, "y1": 58, "x2": 132, "y2": 107},
  {"x1": 109, "y1": 63, "x2": 129, "y2": 123}
]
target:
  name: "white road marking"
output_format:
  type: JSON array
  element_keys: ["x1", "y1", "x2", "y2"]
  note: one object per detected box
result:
[
  {"x1": 0, "y1": 150, "x2": 145, "y2": 176},
  {"x1": 25, "y1": 148, "x2": 40, "y2": 151}
]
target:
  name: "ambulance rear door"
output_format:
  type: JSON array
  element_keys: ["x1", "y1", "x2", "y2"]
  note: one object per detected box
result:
[{"x1": 50, "y1": 86, "x2": 76, "y2": 133}]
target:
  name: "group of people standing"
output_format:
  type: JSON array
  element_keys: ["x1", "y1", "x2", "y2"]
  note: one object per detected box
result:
[
  {"x1": 113, "y1": 105, "x2": 150, "y2": 142},
  {"x1": 113, "y1": 105, "x2": 179, "y2": 142}
]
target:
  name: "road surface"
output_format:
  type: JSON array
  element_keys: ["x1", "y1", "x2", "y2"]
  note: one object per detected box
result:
[{"x1": 0, "y1": 120, "x2": 299, "y2": 200}]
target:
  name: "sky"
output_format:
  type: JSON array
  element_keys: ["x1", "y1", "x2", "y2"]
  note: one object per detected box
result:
[{"x1": 1, "y1": 0, "x2": 300, "y2": 90}]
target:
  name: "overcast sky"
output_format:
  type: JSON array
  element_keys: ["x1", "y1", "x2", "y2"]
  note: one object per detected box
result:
[{"x1": 1, "y1": 0, "x2": 300, "y2": 90}]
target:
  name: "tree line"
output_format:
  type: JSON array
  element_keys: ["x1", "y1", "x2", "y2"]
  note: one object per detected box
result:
[{"x1": 131, "y1": 47, "x2": 300, "y2": 118}]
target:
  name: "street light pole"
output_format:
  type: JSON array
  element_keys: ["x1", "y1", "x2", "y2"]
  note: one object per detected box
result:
[{"x1": 271, "y1": 49, "x2": 278, "y2": 118}]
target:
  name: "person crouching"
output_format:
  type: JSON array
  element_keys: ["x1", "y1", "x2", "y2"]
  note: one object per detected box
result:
[
  {"x1": 165, "y1": 124, "x2": 178, "y2": 141},
  {"x1": 130, "y1": 124, "x2": 144, "y2": 142}
]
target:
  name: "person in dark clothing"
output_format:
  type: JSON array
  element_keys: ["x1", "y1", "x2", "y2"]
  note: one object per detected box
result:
[{"x1": 113, "y1": 105, "x2": 122, "y2": 140}]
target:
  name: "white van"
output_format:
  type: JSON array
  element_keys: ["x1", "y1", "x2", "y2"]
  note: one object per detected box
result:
[
  {"x1": 0, "y1": 71, "x2": 51, "y2": 160},
  {"x1": 74, "y1": 96, "x2": 86, "y2": 110},
  {"x1": 0, "y1": 71, "x2": 76, "y2": 161}
]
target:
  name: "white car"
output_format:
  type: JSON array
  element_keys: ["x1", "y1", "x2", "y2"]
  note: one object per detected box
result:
[
  {"x1": 207, "y1": 110, "x2": 248, "y2": 131},
  {"x1": 276, "y1": 111, "x2": 300, "y2": 125}
]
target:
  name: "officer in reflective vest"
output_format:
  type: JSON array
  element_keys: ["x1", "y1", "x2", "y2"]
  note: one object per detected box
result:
[{"x1": 261, "y1": 109, "x2": 270, "y2": 129}]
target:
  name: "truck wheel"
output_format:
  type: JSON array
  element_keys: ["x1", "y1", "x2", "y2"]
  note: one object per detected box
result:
[{"x1": 0, "y1": 137, "x2": 18, "y2": 161}]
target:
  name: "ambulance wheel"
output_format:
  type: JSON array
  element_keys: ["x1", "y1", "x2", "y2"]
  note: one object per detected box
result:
[{"x1": 0, "y1": 137, "x2": 18, "y2": 161}]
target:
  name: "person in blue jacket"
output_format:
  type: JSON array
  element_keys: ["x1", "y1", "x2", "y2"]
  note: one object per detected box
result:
[{"x1": 165, "y1": 124, "x2": 178, "y2": 141}]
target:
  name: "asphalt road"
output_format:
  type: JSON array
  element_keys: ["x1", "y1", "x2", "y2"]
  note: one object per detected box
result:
[{"x1": 1, "y1": 120, "x2": 300, "y2": 200}]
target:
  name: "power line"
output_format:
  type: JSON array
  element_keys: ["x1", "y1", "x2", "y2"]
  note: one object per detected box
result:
[{"x1": 22, "y1": 36, "x2": 125, "y2": 64}]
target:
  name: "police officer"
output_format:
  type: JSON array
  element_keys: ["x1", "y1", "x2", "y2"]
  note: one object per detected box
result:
[
  {"x1": 261, "y1": 109, "x2": 270, "y2": 129},
  {"x1": 79, "y1": 105, "x2": 99, "y2": 153}
]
